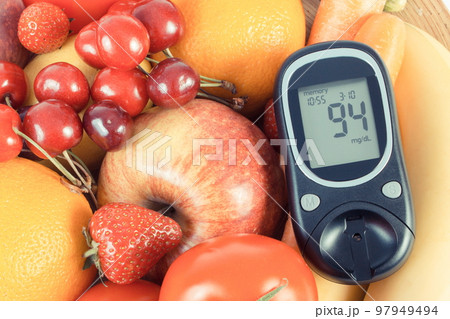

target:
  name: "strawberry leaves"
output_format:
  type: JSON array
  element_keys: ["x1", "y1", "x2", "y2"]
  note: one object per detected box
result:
[{"x1": 83, "y1": 203, "x2": 182, "y2": 285}]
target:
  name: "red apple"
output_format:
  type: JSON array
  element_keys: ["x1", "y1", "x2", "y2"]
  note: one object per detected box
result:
[
  {"x1": 0, "y1": 0, "x2": 31, "y2": 68},
  {"x1": 97, "y1": 99, "x2": 287, "y2": 282}
]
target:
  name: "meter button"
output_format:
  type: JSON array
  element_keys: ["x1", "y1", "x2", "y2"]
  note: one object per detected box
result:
[
  {"x1": 382, "y1": 181, "x2": 402, "y2": 199},
  {"x1": 301, "y1": 194, "x2": 321, "y2": 212}
]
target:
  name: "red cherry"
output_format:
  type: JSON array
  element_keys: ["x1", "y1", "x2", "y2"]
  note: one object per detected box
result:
[
  {"x1": 0, "y1": 61, "x2": 27, "y2": 109},
  {"x1": 133, "y1": 0, "x2": 185, "y2": 53},
  {"x1": 147, "y1": 58, "x2": 200, "y2": 108},
  {"x1": 91, "y1": 67, "x2": 148, "y2": 117},
  {"x1": 83, "y1": 101, "x2": 133, "y2": 151},
  {"x1": 96, "y1": 14, "x2": 150, "y2": 70},
  {"x1": 22, "y1": 99, "x2": 83, "y2": 158},
  {"x1": 107, "y1": 0, "x2": 140, "y2": 15},
  {"x1": 75, "y1": 21, "x2": 107, "y2": 69},
  {"x1": 34, "y1": 62, "x2": 90, "y2": 113},
  {"x1": 0, "y1": 104, "x2": 22, "y2": 162},
  {"x1": 16, "y1": 105, "x2": 41, "y2": 161}
]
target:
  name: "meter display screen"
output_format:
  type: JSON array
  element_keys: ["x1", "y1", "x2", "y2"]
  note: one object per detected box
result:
[{"x1": 298, "y1": 77, "x2": 380, "y2": 168}]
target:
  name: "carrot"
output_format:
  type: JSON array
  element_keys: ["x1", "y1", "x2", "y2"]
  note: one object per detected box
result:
[
  {"x1": 308, "y1": 0, "x2": 386, "y2": 45},
  {"x1": 353, "y1": 13, "x2": 406, "y2": 84}
]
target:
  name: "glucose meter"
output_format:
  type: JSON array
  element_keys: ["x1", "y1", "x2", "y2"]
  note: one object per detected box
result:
[{"x1": 274, "y1": 41, "x2": 414, "y2": 284}]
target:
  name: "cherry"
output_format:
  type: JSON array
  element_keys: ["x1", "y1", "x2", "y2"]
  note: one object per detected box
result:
[
  {"x1": 0, "y1": 104, "x2": 22, "y2": 162},
  {"x1": 133, "y1": 0, "x2": 185, "y2": 54},
  {"x1": 83, "y1": 101, "x2": 133, "y2": 151},
  {"x1": 146, "y1": 58, "x2": 200, "y2": 108},
  {"x1": 34, "y1": 62, "x2": 90, "y2": 113},
  {"x1": 91, "y1": 67, "x2": 148, "y2": 117},
  {"x1": 96, "y1": 14, "x2": 150, "y2": 70},
  {"x1": 75, "y1": 21, "x2": 107, "y2": 69},
  {"x1": 15, "y1": 105, "x2": 41, "y2": 161},
  {"x1": 0, "y1": 61, "x2": 27, "y2": 109},
  {"x1": 108, "y1": 0, "x2": 141, "y2": 15},
  {"x1": 22, "y1": 99, "x2": 83, "y2": 158}
]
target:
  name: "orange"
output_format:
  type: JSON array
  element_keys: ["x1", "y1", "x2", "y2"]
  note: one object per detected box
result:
[
  {"x1": 165, "y1": 0, "x2": 306, "y2": 119},
  {"x1": 0, "y1": 158, "x2": 96, "y2": 300}
]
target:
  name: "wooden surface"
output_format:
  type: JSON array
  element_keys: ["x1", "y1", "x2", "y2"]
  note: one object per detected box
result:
[{"x1": 303, "y1": 0, "x2": 450, "y2": 49}]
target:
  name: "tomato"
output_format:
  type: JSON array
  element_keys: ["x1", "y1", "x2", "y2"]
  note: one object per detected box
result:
[
  {"x1": 159, "y1": 234, "x2": 318, "y2": 301},
  {"x1": 23, "y1": 0, "x2": 118, "y2": 33},
  {"x1": 77, "y1": 280, "x2": 160, "y2": 301}
]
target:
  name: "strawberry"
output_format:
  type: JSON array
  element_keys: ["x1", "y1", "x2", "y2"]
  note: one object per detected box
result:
[
  {"x1": 262, "y1": 98, "x2": 279, "y2": 140},
  {"x1": 18, "y1": 2, "x2": 70, "y2": 54},
  {"x1": 83, "y1": 202, "x2": 182, "y2": 285}
]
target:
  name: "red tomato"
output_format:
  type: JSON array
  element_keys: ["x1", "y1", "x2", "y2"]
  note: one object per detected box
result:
[
  {"x1": 78, "y1": 280, "x2": 160, "y2": 301},
  {"x1": 23, "y1": 0, "x2": 118, "y2": 33},
  {"x1": 159, "y1": 234, "x2": 318, "y2": 301}
]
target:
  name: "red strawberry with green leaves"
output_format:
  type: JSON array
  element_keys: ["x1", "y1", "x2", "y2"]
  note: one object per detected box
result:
[
  {"x1": 263, "y1": 98, "x2": 279, "y2": 141},
  {"x1": 83, "y1": 202, "x2": 182, "y2": 285},
  {"x1": 18, "y1": 2, "x2": 70, "y2": 54}
]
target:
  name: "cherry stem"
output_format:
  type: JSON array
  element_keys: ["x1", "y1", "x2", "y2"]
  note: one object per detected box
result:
[
  {"x1": 199, "y1": 75, "x2": 222, "y2": 83},
  {"x1": 137, "y1": 64, "x2": 150, "y2": 77},
  {"x1": 63, "y1": 150, "x2": 87, "y2": 185},
  {"x1": 62, "y1": 150, "x2": 98, "y2": 209},
  {"x1": 145, "y1": 57, "x2": 160, "y2": 64},
  {"x1": 13, "y1": 128, "x2": 79, "y2": 186},
  {"x1": 66, "y1": 150, "x2": 94, "y2": 182},
  {"x1": 257, "y1": 278, "x2": 289, "y2": 301},
  {"x1": 200, "y1": 81, "x2": 237, "y2": 94},
  {"x1": 196, "y1": 91, "x2": 246, "y2": 111},
  {"x1": 4, "y1": 95, "x2": 12, "y2": 108},
  {"x1": 144, "y1": 58, "x2": 237, "y2": 94},
  {"x1": 162, "y1": 48, "x2": 174, "y2": 58}
]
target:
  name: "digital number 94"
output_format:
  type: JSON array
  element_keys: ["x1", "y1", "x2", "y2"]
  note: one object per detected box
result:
[{"x1": 328, "y1": 102, "x2": 368, "y2": 138}]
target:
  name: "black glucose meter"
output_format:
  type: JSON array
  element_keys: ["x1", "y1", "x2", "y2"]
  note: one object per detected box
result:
[{"x1": 274, "y1": 41, "x2": 414, "y2": 284}]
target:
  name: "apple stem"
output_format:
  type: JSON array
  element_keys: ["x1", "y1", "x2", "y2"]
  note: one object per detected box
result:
[
  {"x1": 157, "y1": 206, "x2": 175, "y2": 216},
  {"x1": 257, "y1": 278, "x2": 289, "y2": 301},
  {"x1": 196, "y1": 91, "x2": 246, "y2": 111}
]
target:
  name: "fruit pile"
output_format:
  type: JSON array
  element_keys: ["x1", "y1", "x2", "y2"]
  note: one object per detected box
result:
[{"x1": 0, "y1": 0, "x2": 449, "y2": 301}]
